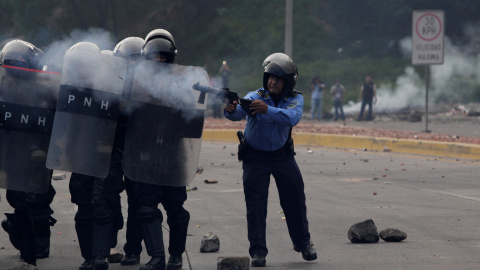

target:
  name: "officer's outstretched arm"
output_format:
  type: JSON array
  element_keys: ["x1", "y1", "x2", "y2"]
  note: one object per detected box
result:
[
  {"x1": 224, "y1": 100, "x2": 247, "y2": 121},
  {"x1": 259, "y1": 96, "x2": 304, "y2": 126}
]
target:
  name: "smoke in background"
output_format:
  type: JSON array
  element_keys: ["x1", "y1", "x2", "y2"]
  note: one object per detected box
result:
[
  {"x1": 43, "y1": 28, "x2": 115, "y2": 72},
  {"x1": 343, "y1": 24, "x2": 480, "y2": 114}
]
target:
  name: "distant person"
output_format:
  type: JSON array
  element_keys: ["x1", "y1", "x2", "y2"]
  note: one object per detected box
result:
[
  {"x1": 310, "y1": 77, "x2": 325, "y2": 121},
  {"x1": 357, "y1": 76, "x2": 377, "y2": 121},
  {"x1": 330, "y1": 79, "x2": 345, "y2": 121},
  {"x1": 209, "y1": 75, "x2": 223, "y2": 118},
  {"x1": 219, "y1": 60, "x2": 230, "y2": 88}
]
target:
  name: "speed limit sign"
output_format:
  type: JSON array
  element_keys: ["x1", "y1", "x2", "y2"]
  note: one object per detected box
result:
[{"x1": 412, "y1": 10, "x2": 444, "y2": 65}]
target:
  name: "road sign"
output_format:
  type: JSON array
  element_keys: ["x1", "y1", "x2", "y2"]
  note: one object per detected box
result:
[{"x1": 412, "y1": 10, "x2": 444, "y2": 65}]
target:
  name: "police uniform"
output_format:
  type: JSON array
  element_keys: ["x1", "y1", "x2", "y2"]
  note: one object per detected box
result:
[{"x1": 225, "y1": 88, "x2": 312, "y2": 258}]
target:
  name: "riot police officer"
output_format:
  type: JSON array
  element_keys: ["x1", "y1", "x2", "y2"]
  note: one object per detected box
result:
[
  {"x1": 111, "y1": 36, "x2": 145, "y2": 266},
  {"x1": 129, "y1": 29, "x2": 190, "y2": 270},
  {"x1": 66, "y1": 42, "x2": 125, "y2": 270},
  {"x1": 0, "y1": 39, "x2": 58, "y2": 267},
  {"x1": 224, "y1": 53, "x2": 317, "y2": 267}
]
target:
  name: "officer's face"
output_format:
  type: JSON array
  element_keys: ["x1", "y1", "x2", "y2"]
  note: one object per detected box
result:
[{"x1": 267, "y1": 74, "x2": 285, "y2": 95}]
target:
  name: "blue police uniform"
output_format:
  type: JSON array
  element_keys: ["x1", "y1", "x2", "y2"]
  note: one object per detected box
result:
[{"x1": 225, "y1": 88, "x2": 312, "y2": 257}]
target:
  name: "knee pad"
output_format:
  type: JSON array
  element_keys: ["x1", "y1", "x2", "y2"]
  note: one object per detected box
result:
[
  {"x1": 74, "y1": 204, "x2": 92, "y2": 225},
  {"x1": 136, "y1": 206, "x2": 162, "y2": 223},
  {"x1": 92, "y1": 204, "x2": 114, "y2": 225},
  {"x1": 166, "y1": 208, "x2": 189, "y2": 228},
  {"x1": 27, "y1": 207, "x2": 53, "y2": 221}
]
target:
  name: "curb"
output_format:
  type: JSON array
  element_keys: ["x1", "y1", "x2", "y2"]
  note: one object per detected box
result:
[{"x1": 202, "y1": 129, "x2": 480, "y2": 160}]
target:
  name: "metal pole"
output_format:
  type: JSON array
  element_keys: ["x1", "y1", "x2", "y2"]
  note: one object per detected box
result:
[
  {"x1": 425, "y1": 65, "x2": 431, "y2": 133},
  {"x1": 285, "y1": 0, "x2": 293, "y2": 57}
]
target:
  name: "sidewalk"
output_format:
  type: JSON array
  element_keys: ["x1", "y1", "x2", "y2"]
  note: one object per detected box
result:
[{"x1": 202, "y1": 129, "x2": 480, "y2": 160}]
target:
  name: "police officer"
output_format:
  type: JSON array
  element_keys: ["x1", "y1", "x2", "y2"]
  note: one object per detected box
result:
[
  {"x1": 224, "y1": 53, "x2": 317, "y2": 267},
  {"x1": 131, "y1": 29, "x2": 190, "y2": 270},
  {"x1": 0, "y1": 39, "x2": 57, "y2": 267},
  {"x1": 111, "y1": 36, "x2": 145, "y2": 266},
  {"x1": 67, "y1": 42, "x2": 125, "y2": 270}
]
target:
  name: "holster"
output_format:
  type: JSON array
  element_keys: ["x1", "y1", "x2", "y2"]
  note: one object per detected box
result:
[
  {"x1": 285, "y1": 137, "x2": 295, "y2": 156},
  {"x1": 238, "y1": 142, "x2": 247, "y2": 161},
  {"x1": 237, "y1": 130, "x2": 247, "y2": 161}
]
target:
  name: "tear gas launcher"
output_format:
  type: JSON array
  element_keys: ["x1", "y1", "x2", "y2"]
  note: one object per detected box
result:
[{"x1": 192, "y1": 82, "x2": 253, "y2": 114}]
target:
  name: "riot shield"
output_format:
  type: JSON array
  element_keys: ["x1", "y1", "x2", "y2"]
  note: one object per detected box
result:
[
  {"x1": 0, "y1": 66, "x2": 60, "y2": 192},
  {"x1": 123, "y1": 61, "x2": 209, "y2": 186},
  {"x1": 46, "y1": 50, "x2": 127, "y2": 178}
]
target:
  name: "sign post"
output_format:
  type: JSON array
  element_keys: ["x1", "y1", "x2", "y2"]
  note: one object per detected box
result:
[{"x1": 412, "y1": 10, "x2": 444, "y2": 133}]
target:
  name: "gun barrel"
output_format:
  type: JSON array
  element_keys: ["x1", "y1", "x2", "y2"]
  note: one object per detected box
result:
[{"x1": 192, "y1": 82, "x2": 224, "y2": 96}]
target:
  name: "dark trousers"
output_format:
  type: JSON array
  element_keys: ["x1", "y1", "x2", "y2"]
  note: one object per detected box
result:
[
  {"x1": 134, "y1": 182, "x2": 190, "y2": 257},
  {"x1": 358, "y1": 99, "x2": 373, "y2": 120},
  {"x1": 123, "y1": 178, "x2": 143, "y2": 256},
  {"x1": 333, "y1": 99, "x2": 345, "y2": 121},
  {"x1": 242, "y1": 153, "x2": 311, "y2": 257}
]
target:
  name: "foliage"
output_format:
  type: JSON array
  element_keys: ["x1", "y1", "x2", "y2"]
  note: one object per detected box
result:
[{"x1": 1, "y1": 0, "x2": 480, "y2": 109}]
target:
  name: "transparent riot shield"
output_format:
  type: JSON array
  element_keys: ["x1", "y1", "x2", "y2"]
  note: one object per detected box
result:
[
  {"x1": 46, "y1": 50, "x2": 127, "y2": 178},
  {"x1": 123, "y1": 61, "x2": 209, "y2": 186},
  {"x1": 0, "y1": 66, "x2": 60, "y2": 192}
]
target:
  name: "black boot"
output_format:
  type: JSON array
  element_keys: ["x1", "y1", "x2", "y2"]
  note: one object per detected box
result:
[
  {"x1": 79, "y1": 259, "x2": 93, "y2": 270},
  {"x1": 120, "y1": 254, "x2": 140, "y2": 265},
  {"x1": 140, "y1": 256, "x2": 166, "y2": 270},
  {"x1": 166, "y1": 255, "x2": 182, "y2": 270},
  {"x1": 294, "y1": 242, "x2": 317, "y2": 261},
  {"x1": 2, "y1": 214, "x2": 21, "y2": 250},
  {"x1": 34, "y1": 237, "x2": 50, "y2": 259},
  {"x1": 92, "y1": 256, "x2": 109, "y2": 270}
]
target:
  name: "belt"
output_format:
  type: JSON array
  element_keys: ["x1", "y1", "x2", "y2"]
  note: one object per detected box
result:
[{"x1": 246, "y1": 143, "x2": 286, "y2": 158}]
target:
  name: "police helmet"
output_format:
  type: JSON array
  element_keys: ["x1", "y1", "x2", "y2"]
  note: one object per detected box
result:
[
  {"x1": 0, "y1": 39, "x2": 44, "y2": 70},
  {"x1": 142, "y1": 29, "x2": 177, "y2": 63},
  {"x1": 100, "y1": 49, "x2": 114, "y2": 56},
  {"x1": 262, "y1": 53, "x2": 298, "y2": 96},
  {"x1": 114, "y1": 37, "x2": 144, "y2": 58},
  {"x1": 68, "y1": 42, "x2": 101, "y2": 53}
]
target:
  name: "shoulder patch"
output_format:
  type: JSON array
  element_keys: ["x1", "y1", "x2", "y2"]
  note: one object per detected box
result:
[
  {"x1": 287, "y1": 100, "x2": 298, "y2": 109},
  {"x1": 257, "y1": 89, "x2": 265, "y2": 97}
]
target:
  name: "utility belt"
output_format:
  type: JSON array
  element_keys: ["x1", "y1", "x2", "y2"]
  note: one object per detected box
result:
[{"x1": 237, "y1": 130, "x2": 294, "y2": 161}]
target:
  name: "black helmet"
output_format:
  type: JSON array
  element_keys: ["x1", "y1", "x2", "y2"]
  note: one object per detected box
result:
[
  {"x1": 1, "y1": 39, "x2": 44, "y2": 70},
  {"x1": 262, "y1": 53, "x2": 298, "y2": 97},
  {"x1": 68, "y1": 42, "x2": 101, "y2": 53},
  {"x1": 114, "y1": 37, "x2": 144, "y2": 59},
  {"x1": 143, "y1": 29, "x2": 177, "y2": 63}
]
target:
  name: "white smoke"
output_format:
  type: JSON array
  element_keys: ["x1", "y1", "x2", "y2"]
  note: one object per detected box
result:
[
  {"x1": 131, "y1": 61, "x2": 210, "y2": 120},
  {"x1": 344, "y1": 24, "x2": 480, "y2": 114},
  {"x1": 43, "y1": 28, "x2": 115, "y2": 72}
]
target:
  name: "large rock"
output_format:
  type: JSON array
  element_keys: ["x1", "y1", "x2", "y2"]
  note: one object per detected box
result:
[
  {"x1": 200, "y1": 232, "x2": 220, "y2": 252},
  {"x1": 348, "y1": 219, "x2": 379, "y2": 243},
  {"x1": 217, "y1": 256, "x2": 250, "y2": 270},
  {"x1": 379, "y1": 228, "x2": 407, "y2": 242}
]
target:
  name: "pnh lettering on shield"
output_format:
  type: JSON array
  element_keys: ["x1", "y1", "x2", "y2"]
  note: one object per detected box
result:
[
  {"x1": 67, "y1": 94, "x2": 109, "y2": 111},
  {"x1": 3, "y1": 111, "x2": 47, "y2": 126}
]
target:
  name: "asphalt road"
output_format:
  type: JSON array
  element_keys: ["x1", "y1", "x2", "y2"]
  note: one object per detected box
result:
[{"x1": 1, "y1": 142, "x2": 480, "y2": 270}]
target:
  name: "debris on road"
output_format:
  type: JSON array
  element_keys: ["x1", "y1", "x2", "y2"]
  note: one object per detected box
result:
[
  {"x1": 200, "y1": 232, "x2": 220, "y2": 253},
  {"x1": 204, "y1": 179, "x2": 218, "y2": 184},
  {"x1": 348, "y1": 219, "x2": 380, "y2": 243},
  {"x1": 197, "y1": 166, "x2": 204, "y2": 174},
  {"x1": 217, "y1": 256, "x2": 250, "y2": 270},
  {"x1": 379, "y1": 228, "x2": 407, "y2": 242}
]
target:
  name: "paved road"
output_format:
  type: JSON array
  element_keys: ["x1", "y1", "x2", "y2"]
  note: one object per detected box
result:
[{"x1": 1, "y1": 142, "x2": 480, "y2": 269}]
